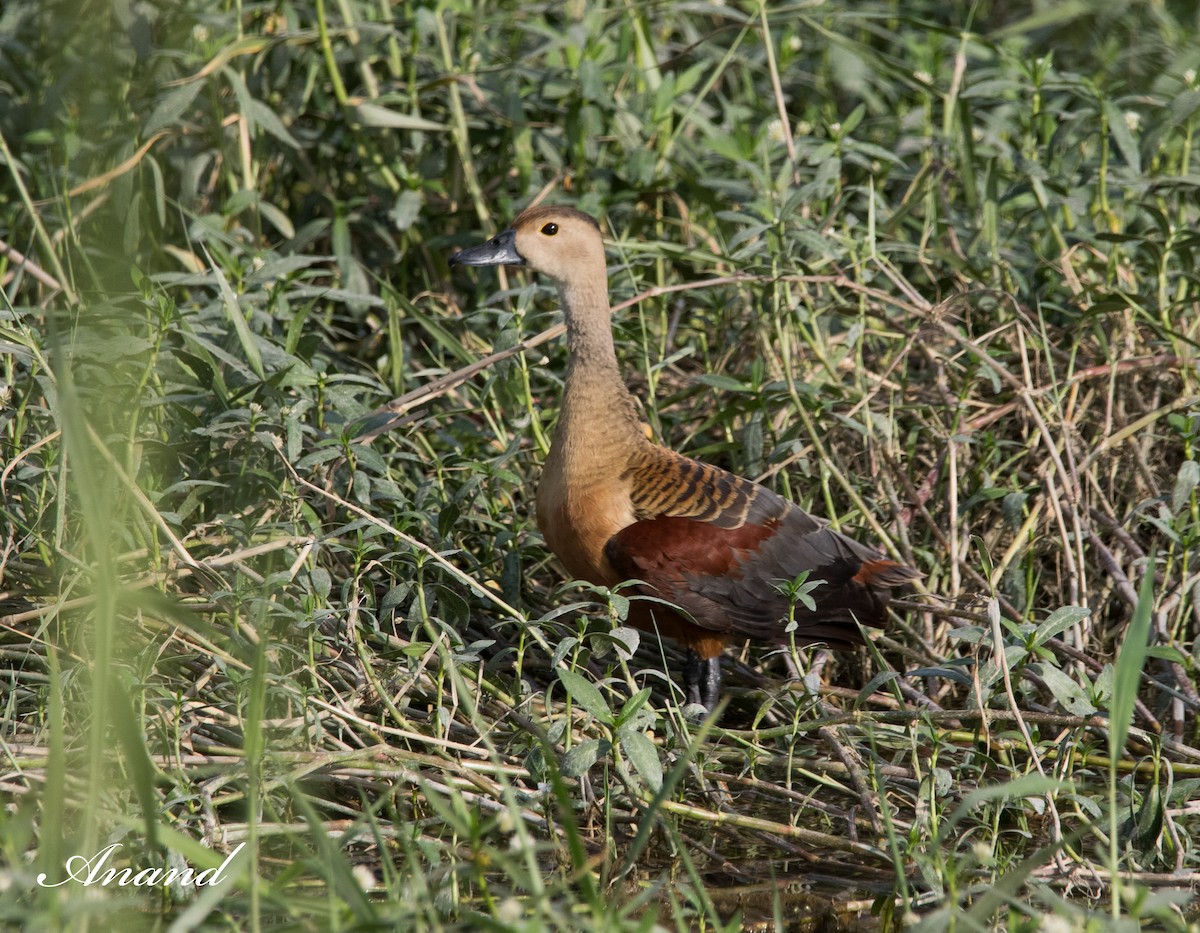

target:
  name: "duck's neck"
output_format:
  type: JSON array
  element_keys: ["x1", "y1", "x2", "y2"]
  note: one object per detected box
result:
[
  {"x1": 560, "y1": 277, "x2": 620, "y2": 377},
  {"x1": 550, "y1": 277, "x2": 646, "y2": 464}
]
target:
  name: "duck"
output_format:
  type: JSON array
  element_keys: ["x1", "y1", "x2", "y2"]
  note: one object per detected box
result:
[{"x1": 450, "y1": 206, "x2": 918, "y2": 710}]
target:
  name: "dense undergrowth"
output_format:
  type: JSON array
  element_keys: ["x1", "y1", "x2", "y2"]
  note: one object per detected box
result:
[{"x1": 2, "y1": 0, "x2": 1200, "y2": 929}]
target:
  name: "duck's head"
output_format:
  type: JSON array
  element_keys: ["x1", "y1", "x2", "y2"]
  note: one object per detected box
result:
[{"x1": 450, "y1": 206, "x2": 605, "y2": 284}]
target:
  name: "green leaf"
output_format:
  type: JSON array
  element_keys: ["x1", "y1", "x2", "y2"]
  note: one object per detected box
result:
[
  {"x1": 353, "y1": 101, "x2": 447, "y2": 131},
  {"x1": 905, "y1": 666, "x2": 972, "y2": 686},
  {"x1": 941, "y1": 773, "x2": 1063, "y2": 838},
  {"x1": 225, "y1": 68, "x2": 300, "y2": 149},
  {"x1": 558, "y1": 668, "x2": 612, "y2": 722},
  {"x1": 1104, "y1": 99, "x2": 1142, "y2": 175},
  {"x1": 1171, "y1": 459, "x2": 1198, "y2": 514},
  {"x1": 562, "y1": 738, "x2": 608, "y2": 777},
  {"x1": 840, "y1": 102, "x2": 866, "y2": 135},
  {"x1": 1030, "y1": 662, "x2": 1096, "y2": 716},
  {"x1": 1146, "y1": 644, "x2": 1187, "y2": 663},
  {"x1": 145, "y1": 80, "x2": 204, "y2": 136},
  {"x1": 989, "y1": 0, "x2": 1095, "y2": 38},
  {"x1": 609, "y1": 626, "x2": 640, "y2": 661},
  {"x1": 257, "y1": 199, "x2": 295, "y2": 239},
  {"x1": 1032, "y1": 606, "x2": 1091, "y2": 646},
  {"x1": 979, "y1": 644, "x2": 1028, "y2": 689},
  {"x1": 550, "y1": 636, "x2": 578, "y2": 667},
  {"x1": 615, "y1": 687, "x2": 653, "y2": 726},
  {"x1": 1128, "y1": 779, "x2": 1164, "y2": 851},
  {"x1": 619, "y1": 727, "x2": 663, "y2": 792},
  {"x1": 606, "y1": 592, "x2": 630, "y2": 622},
  {"x1": 204, "y1": 246, "x2": 265, "y2": 380},
  {"x1": 694, "y1": 373, "x2": 751, "y2": 392},
  {"x1": 391, "y1": 190, "x2": 423, "y2": 231},
  {"x1": 309, "y1": 566, "x2": 331, "y2": 601},
  {"x1": 1109, "y1": 556, "x2": 1156, "y2": 757}
]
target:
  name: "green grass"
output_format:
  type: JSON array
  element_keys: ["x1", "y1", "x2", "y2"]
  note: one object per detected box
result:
[{"x1": 2, "y1": 0, "x2": 1200, "y2": 929}]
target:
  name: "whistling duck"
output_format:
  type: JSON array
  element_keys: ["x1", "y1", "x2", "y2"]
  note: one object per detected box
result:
[{"x1": 451, "y1": 206, "x2": 918, "y2": 710}]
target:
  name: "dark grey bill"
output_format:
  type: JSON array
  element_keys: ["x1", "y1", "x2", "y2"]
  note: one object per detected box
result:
[{"x1": 449, "y1": 228, "x2": 525, "y2": 267}]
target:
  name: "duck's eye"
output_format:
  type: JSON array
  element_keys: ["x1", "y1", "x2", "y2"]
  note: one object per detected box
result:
[{"x1": 541, "y1": 222, "x2": 559, "y2": 236}]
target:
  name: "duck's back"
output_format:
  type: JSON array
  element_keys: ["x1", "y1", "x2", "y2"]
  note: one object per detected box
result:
[{"x1": 602, "y1": 445, "x2": 916, "y2": 646}]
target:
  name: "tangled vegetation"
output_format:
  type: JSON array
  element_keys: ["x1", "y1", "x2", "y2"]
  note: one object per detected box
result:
[{"x1": 2, "y1": 0, "x2": 1199, "y2": 929}]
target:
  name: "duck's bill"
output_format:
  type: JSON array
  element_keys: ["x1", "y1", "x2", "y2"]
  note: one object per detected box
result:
[{"x1": 449, "y1": 228, "x2": 525, "y2": 267}]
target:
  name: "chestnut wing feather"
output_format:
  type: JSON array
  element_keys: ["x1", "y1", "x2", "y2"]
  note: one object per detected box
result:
[{"x1": 605, "y1": 448, "x2": 916, "y2": 645}]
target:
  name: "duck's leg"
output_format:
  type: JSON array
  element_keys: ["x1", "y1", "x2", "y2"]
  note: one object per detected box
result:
[{"x1": 684, "y1": 648, "x2": 722, "y2": 711}]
